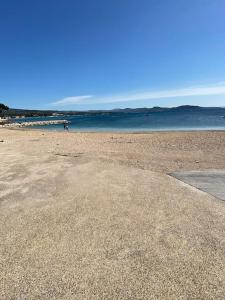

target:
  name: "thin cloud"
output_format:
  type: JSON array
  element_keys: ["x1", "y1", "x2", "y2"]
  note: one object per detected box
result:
[
  {"x1": 51, "y1": 95, "x2": 93, "y2": 106},
  {"x1": 50, "y1": 82, "x2": 225, "y2": 106}
]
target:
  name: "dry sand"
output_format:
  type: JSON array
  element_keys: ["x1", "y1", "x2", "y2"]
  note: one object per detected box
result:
[{"x1": 1, "y1": 128, "x2": 225, "y2": 299}]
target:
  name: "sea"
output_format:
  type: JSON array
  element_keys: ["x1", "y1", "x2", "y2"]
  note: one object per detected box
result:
[{"x1": 19, "y1": 107, "x2": 225, "y2": 132}]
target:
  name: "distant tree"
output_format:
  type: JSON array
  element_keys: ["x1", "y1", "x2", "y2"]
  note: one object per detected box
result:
[{"x1": 0, "y1": 103, "x2": 9, "y2": 117}]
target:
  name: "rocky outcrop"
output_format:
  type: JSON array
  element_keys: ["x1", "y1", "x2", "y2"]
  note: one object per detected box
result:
[{"x1": 0, "y1": 120, "x2": 70, "y2": 128}]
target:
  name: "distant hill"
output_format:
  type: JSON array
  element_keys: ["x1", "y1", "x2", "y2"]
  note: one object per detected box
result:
[
  {"x1": 171, "y1": 105, "x2": 201, "y2": 110},
  {"x1": 3, "y1": 105, "x2": 225, "y2": 118}
]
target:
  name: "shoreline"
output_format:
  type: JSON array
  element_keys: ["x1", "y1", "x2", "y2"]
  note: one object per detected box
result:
[{"x1": 2, "y1": 126, "x2": 225, "y2": 134}]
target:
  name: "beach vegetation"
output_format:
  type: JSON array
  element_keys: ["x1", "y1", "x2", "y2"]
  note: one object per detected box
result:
[{"x1": 0, "y1": 103, "x2": 9, "y2": 117}]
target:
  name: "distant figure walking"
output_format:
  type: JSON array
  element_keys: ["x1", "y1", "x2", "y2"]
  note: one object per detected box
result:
[{"x1": 64, "y1": 123, "x2": 69, "y2": 131}]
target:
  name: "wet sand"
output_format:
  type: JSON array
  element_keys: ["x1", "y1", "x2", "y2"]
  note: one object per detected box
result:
[{"x1": 1, "y1": 129, "x2": 225, "y2": 299}]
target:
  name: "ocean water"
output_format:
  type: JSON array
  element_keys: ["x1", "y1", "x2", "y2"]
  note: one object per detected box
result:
[{"x1": 20, "y1": 108, "x2": 225, "y2": 132}]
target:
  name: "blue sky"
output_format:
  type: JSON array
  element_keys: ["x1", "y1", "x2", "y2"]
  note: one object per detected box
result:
[{"x1": 0, "y1": 0, "x2": 225, "y2": 110}]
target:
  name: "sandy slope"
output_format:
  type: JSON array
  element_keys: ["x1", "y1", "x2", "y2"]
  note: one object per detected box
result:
[{"x1": 1, "y1": 129, "x2": 225, "y2": 299}]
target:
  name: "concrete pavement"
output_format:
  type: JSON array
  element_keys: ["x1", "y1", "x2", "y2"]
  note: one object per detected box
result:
[{"x1": 170, "y1": 170, "x2": 225, "y2": 201}]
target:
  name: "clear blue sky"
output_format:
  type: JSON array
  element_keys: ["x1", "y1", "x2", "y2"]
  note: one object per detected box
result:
[{"x1": 1, "y1": 0, "x2": 225, "y2": 110}]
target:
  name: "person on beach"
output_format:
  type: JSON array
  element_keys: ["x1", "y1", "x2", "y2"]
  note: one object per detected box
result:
[{"x1": 64, "y1": 123, "x2": 69, "y2": 131}]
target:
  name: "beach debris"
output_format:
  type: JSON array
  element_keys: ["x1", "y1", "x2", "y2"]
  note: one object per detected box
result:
[
  {"x1": 55, "y1": 152, "x2": 82, "y2": 158},
  {"x1": 0, "y1": 140, "x2": 4, "y2": 142},
  {"x1": 55, "y1": 153, "x2": 69, "y2": 157}
]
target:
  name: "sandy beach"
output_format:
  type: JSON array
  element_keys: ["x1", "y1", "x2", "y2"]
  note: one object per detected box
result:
[{"x1": 1, "y1": 128, "x2": 225, "y2": 299}]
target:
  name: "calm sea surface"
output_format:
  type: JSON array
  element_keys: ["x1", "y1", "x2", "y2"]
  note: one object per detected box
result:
[{"x1": 21, "y1": 108, "x2": 225, "y2": 132}]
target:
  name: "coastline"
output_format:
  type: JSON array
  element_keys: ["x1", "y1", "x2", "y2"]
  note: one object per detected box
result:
[
  {"x1": 2, "y1": 125, "x2": 225, "y2": 134},
  {"x1": 3, "y1": 124, "x2": 225, "y2": 135},
  {"x1": 2, "y1": 106, "x2": 225, "y2": 133}
]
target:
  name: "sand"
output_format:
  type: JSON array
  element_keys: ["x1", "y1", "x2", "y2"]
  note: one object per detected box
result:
[{"x1": 1, "y1": 128, "x2": 225, "y2": 299}]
